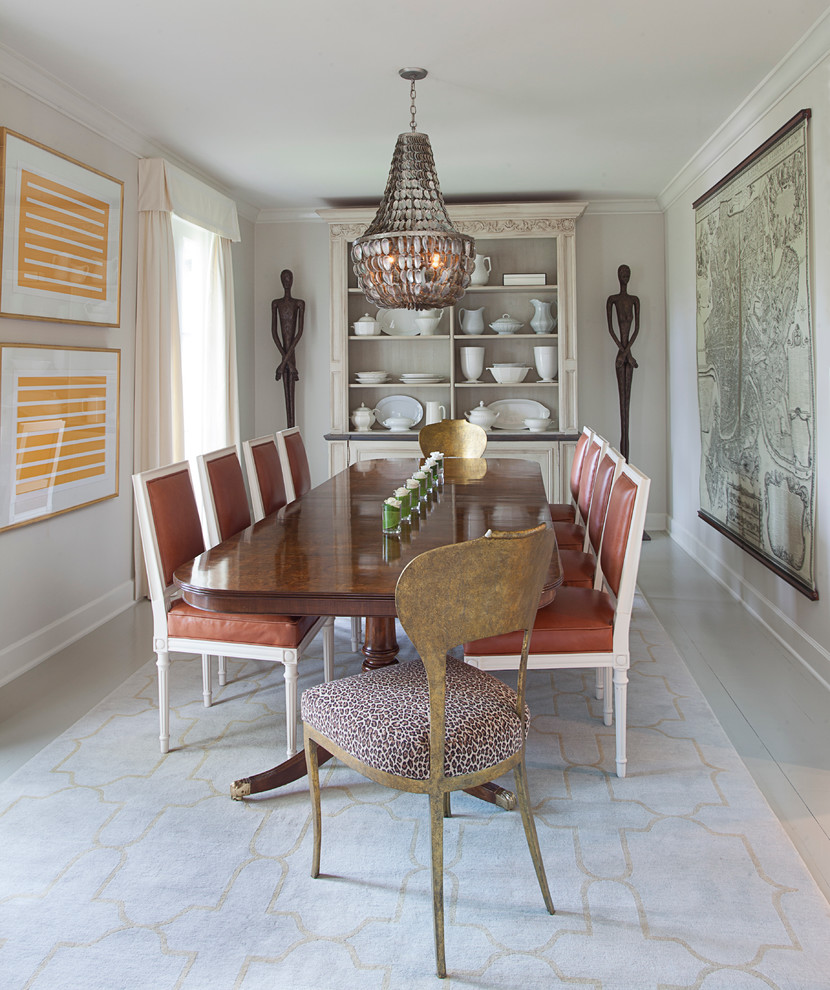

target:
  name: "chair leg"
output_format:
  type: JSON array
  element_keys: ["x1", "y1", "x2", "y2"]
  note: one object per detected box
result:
[
  {"x1": 514, "y1": 759, "x2": 555, "y2": 914},
  {"x1": 283, "y1": 658, "x2": 299, "y2": 756},
  {"x1": 595, "y1": 668, "x2": 603, "y2": 700},
  {"x1": 156, "y1": 650, "x2": 170, "y2": 754},
  {"x1": 350, "y1": 616, "x2": 362, "y2": 653},
  {"x1": 614, "y1": 665, "x2": 628, "y2": 777},
  {"x1": 304, "y1": 732, "x2": 322, "y2": 878},
  {"x1": 603, "y1": 668, "x2": 613, "y2": 726},
  {"x1": 428, "y1": 793, "x2": 447, "y2": 978},
  {"x1": 202, "y1": 654, "x2": 212, "y2": 707},
  {"x1": 218, "y1": 656, "x2": 227, "y2": 686},
  {"x1": 443, "y1": 792, "x2": 451, "y2": 818},
  {"x1": 323, "y1": 617, "x2": 335, "y2": 681}
]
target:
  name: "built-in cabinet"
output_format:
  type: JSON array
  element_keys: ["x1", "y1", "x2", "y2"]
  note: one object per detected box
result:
[{"x1": 319, "y1": 202, "x2": 586, "y2": 500}]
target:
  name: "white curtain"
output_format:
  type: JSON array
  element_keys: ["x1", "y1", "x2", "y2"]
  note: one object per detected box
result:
[{"x1": 134, "y1": 159, "x2": 240, "y2": 597}]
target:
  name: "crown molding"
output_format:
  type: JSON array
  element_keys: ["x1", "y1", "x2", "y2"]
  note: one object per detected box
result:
[
  {"x1": 658, "y1": 8, "x2": 830, "y2": 210},
  {"x1": 256, "y1": 207, "x2": 327, "y2": 224},
  {"x1": 0, "y1": 42, "x2": 259, "y2": 220},
  {"x1": 584, "y1": 199, "x2": 662, "y2": 215}
]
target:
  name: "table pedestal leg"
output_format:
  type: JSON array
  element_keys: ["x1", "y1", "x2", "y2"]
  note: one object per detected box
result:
[
  {"x1": 362, "y1": 616, "x2": 399, "y2": 671},
  {"x1": 231, "y1": 745, "x2": 333, "y2": 799}
]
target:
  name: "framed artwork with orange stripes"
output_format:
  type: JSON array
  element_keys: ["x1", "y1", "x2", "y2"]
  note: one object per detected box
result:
[
  {"x1": 0, "y1": 130, "x2": 123, "y2": 326},
  {"x1": 0, "y1": 344, "x2": 119, "y2": 531}
]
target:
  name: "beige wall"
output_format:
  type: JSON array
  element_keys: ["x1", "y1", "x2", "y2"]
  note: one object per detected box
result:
[
  {"x1": 663, "y1": 52, "x2": 830, "y2": 687},
  {"x1": 0, "y1": 85, "x2": 139, "y2": 686},
  {"x1": 0, "y1": 82, "x2": 257, "y2": 687},
  {"x1": 576, "y1": 209, "x2": 667, "y2": 526},
  {"x1": 255, "y1": 209, "x2": 669, "y2": 522}
]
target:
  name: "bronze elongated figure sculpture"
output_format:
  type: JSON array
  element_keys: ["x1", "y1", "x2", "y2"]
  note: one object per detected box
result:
[
  {"x1": 272, "y1": 269, "x2": 304, "y2": 429},
  {"x1": 606, "y1": 264, "x2": 640, "y2": 461}
]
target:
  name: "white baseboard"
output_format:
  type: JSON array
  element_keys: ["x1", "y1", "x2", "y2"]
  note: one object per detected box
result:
[
  {"x1": 645, "y1": 512, "x2": 666, "y2": 533},
  {"x1": 0, "y1": 580, "x2": 136, "y2": 689},
  {"x1": 667, "y1": 516, "x2": 830, "y2": 694}
]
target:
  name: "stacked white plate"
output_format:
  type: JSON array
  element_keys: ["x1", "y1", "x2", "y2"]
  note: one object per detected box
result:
[
  {"x1": 355, "y1": 371, "x2": 389, "y2": 384},
  {"x1": 400, "y1": 373, "x2": 445, "y2": 384}
]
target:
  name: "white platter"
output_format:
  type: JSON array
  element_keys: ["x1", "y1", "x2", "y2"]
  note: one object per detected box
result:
[
  {"x1": 400, "y1": 377, "x2": 444, "y2": 384},
  {"x1": 487, "y1": 398, "x2": 550, "y2": 431},
  {"x1": 373, "y1": 394, "x2": 424, "y2": 426},
  {"x1": 377, "y1": 308, "x2": 441, "y2": 336}
]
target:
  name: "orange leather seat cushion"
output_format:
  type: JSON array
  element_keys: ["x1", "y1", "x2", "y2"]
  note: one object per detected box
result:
[
  {"x1": 466, "y1": 587, "x2": 614, "y2": 656},
  {"x1": 167, "y1": 600, "x2": 318, "y2": 648},
  {"x1": 548, "y1": 502, "x2": 576, "y2": 523},
  {"x1": 553, "y1": 520, "x2": 585, "y2": 549},
  {"x1": 559, "y1": 548, "x2": 595, "y2": 588}
]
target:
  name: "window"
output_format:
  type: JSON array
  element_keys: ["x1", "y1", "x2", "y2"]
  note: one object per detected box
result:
[{"x1": 171, "y1": 215, "x2": 236, "y2": 459}]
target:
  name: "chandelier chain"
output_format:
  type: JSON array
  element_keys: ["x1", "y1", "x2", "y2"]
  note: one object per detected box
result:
[{"x1": 410, "y1": 79, "x2": 418, "y2": 132}]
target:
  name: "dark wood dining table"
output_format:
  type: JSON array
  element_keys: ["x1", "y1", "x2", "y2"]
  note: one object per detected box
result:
[{"x1": 174, "y1": 456, "x2": 560, "y2": 803}]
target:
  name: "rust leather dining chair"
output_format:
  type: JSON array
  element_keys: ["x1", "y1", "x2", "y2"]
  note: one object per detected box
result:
[
  {"x1": 553, "y1": 433, "x2": 607, "y2": 551},
  {"x1": 549, "y1": 425, "x2": 593, "y2": 522},
  {"x1": 559, "y1": 447, "x2": 624, "y2": 590},
  {"x1": 194, "y1": 444, "x2": 254, "y2": 690},
  {"x1": 464, "y1": 461, "x2": 650, "y2": 778},
  {"x1": 418, "y1": 419, "x2": 488, "y2": 458},
  {"x1": 242, "y1": 435, "x2": 289, "y2": 521},
  {"x1": 133, "y1": 460, "x2": 334, "y2": 756},
  {"x1": 276, "y1": 426, "x2": 312, "y2": 502},
  {"x1": 275, "y1": 426, "x2": 362, "y2": 653},
  {"x1": 301, "y1": 523, "x2": 556, "y2": 979}
]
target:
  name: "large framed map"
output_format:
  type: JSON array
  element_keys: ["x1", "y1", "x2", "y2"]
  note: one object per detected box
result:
[{"x1": 694, "y1": 109, "x2": 817, "y2": 599}]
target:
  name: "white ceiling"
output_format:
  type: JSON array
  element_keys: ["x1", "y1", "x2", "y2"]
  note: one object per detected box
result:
[{"x1": 2, "y1": 0, "x2": 829, "y2": 211}]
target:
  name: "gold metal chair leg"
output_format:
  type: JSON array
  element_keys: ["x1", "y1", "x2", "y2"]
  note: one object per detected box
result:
[
  {"x1": 443, "y1": 792, "x2": 451, "y2": 818},
  {"x1": 514, "y1": 758, "x2": 555, "y2": 915},
  {"x1": 304, "y1": 733, "x2": 322, "y2": 878},
  {"x1": 428, "y1": 793, "x2": 447, "y2": 978}
]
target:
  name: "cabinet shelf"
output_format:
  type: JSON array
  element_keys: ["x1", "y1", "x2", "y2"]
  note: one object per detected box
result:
[
  {"x1": 320, "y1": 201, "x2": 587, "y2": 499},
  {"x1": 463, "y1": 284, "x2": 558, "y2": 293}
]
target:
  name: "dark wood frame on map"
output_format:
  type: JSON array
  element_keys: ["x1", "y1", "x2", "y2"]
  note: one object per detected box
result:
[{"x1": 693, "y1": 108, "x2": 817, "y2": 600}]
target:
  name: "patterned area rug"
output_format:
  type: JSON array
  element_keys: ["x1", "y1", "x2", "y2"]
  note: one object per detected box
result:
[{"x1": 1, "y1": 595, "x2": 829, "y2": 989}]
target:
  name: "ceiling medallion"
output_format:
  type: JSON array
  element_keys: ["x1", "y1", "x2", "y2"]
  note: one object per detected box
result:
[{"x1": 351, "y1": 68, "x2": 476, "y2": 311}]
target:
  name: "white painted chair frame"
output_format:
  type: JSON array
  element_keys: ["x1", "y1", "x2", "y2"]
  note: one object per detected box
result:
[
  {"x1": 275, "y1": 428, "x2": 363, "y2": 654},
  {"x1": 242, "y1": 435, "x2": 280, "y2": 522},
  {"x1": 466, "y1": 460, "x2": 650, "y2": 777},
  {"x1": 133, "y1": 461, "x2": 334, "y2": 757}
]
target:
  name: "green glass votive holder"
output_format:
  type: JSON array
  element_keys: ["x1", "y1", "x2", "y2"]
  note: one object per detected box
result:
[
  {"x1": 382, "y1": 500, "x2": 401, "y2": 534},
  {"x1": 405, "y1": 479, "x2": 421, "y2": 513},
  {"x1": 395, "y1": 488, "x2": 411, "y2": 516},
  {"x1": 414, "y1": 471, "x2": 429, "y2": 499}
]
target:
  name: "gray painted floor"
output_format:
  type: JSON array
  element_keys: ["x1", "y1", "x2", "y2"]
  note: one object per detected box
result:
[{"x1": 2, "y1": 533, "x2": 828, "y2": 902}]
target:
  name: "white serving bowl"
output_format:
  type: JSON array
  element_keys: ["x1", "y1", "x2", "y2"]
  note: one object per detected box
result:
[
  {"x1": 488, "y1": 365, "x2": 530, "y2": 384},
  {"x1": 524, "y1": 416, "x2": 552, "y2": 432},
  {"x1": 415, "y1": 315, "x2": 442, "y2": 335},
  {"x1": 382, "y1": 416, "x2": 415, "y2": 431}
]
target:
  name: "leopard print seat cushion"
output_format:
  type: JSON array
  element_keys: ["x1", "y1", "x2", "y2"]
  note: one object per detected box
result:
[{"x1": 301, "y1": 657, "x2": 529, "y2": 780}]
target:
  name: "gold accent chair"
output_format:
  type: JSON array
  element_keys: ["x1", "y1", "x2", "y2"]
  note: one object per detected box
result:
[
  {"x1": 465, "y1": 461, "x2": 650, "y2": 777},
  {"x1": 418, "y1": 418, "x2": 488, "y2": 458},
  {"x1": 133, "y1": 461, "x2": 333, "y2": 755},
  {"x1": 301, "y1": 523, "x2": 556, "y2": 978}
]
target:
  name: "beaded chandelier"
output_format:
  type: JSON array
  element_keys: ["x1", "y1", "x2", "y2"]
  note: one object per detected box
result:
[{"x1": 351, "y1": 68, "x2": 476, "y2": 310}]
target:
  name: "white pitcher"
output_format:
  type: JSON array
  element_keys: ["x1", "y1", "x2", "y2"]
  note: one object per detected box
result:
[
  {"x1": 470, "y1": 255, "x2": 492, "y2": 286},
  {"x1": 458, "y1": 307, "x2": 485, "y2": 334},
  {"x1": 425, "y1": 401, "x2": 446, "y2": 425},
  {"x1": 529, "y1": 298, "x2": 556, "y2": 334}
]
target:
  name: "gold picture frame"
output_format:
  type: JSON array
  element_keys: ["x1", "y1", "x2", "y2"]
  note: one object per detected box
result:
[
  {"x1": 0, "y1": 129, "x2": 124, "y2": 326},
  {"x1": 0, "y1": 344, "x2": 120, "y2": 532}
]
